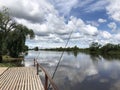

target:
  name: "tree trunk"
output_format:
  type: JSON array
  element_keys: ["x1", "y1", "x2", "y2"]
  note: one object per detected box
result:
[{"x1": 0, "y1": 55, "x2": 2, "y2": 63}]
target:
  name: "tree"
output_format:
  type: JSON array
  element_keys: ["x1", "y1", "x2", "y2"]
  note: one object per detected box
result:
[
  {"x1": 6, "y1": 22, "x2": 35, "y2": 57},
  {"x1": 34, "y1": 47, "x2": 39, "y2": 51},
  {"x1": 0, "y1": 8, "x2": 17, "y2": 55},
  {"x1": 89, "y1": 42, "x2": 101, "y2": 52},
  {"x1": 0, "y1": 7, "x2": 35, "y2": 58},
  {"x1": 100, "y1": 43, "x2": 120, "y2": 54}
]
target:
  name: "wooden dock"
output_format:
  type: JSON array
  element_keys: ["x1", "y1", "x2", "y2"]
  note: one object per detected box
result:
[
  {"x1": 0, "y1": 67, "x2": 44, "y2": 90},
  {"x1": 0, "y1": 67, "x2": 8, "y2": 75}
]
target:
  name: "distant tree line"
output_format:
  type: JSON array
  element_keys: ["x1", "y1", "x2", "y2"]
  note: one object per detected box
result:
[
  {"x1": 29, "y1": 46, "x2": 39, "y2": 51},
  {"x1": 42, "y1": 45, "x2": 80, "y2": 52},
  {"x1": 89, "y1": 42, "x2": 120, "y2": 55},
  {"x1": 0, "y1": 7, "x2": 34, "y2": 61},
  {"x1": 42, "y1": 42, "x2": 120, "y2": 55}
]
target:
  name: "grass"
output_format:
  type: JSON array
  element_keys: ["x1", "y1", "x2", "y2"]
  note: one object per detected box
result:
[
  {"x1": 2, "y1": 55, "x2": 23, "y2": 62},
  {"x1": 0, "y1": 55, "x2": 24, "y2": 67},
  {"x1": 0, "y1": 63, "x2": 20, "y2": 67}
]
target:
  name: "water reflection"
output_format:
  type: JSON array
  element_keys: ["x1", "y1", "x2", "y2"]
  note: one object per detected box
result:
[
  {"x1": 66, "y1": 51, "x2": 80, "y2": 58},
  {"x1": 25, "y1": 50, "x2": 120, "y2": 90},
  {"x1": 90, "y1": 52, "x2": 120, "y2": 60}
]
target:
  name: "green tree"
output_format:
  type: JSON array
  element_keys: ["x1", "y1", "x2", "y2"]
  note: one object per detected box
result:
[
  {"x1": 100, "y1": 43, "x2": 120, "y2": 54},
  {"x1": 0, "y1": 7, "x2": 35, "y2": 58},
  {"x1": 34, "y1": 47, "x2": 39, "y2": 51},
  {"x1": 73, "y1": 45, "x2": 79, "y2": 51},
  {"x1": 100, "y1": 43, "x2": 112, "y2": 53},
  {"x1": 6, "y1": 23, "x2": 34, "y2": 57},
  {"x1": 89, "y1": 42, "x2": 101, "y2": 52},
  {"x1": 0, "y1": 8, "x2": 17, "y2": 55}
]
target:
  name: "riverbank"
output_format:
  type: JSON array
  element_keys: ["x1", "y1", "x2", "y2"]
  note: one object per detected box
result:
[
  {"x1": 0, "y1": 55, "x2": 23, "y2": 67},
  {"x1": 40, "y1": 44, "x2": 120, "y2": 56}
]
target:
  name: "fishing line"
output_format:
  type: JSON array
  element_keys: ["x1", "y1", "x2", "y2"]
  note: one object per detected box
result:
[
  {"x1": 35, "y1": 50, "x2": 41, "y2": 60},
  {"x1": 34, "y1": 42, "x2": 46, "y2": 61},
  {"x1": 48, "y1": 29, "x2": 74, "y2": 89},
  {"x1": 52, "y1": 30, "x2": 73, "y2": 79}
]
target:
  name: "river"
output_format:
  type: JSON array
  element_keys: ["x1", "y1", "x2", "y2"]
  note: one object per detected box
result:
[{"x1": 24, "y1": 50, "x2": 120, "y2": 90}]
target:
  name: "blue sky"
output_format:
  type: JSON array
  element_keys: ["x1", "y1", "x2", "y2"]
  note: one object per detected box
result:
[{"x1": 0, "y1": 0, "x2": 120, "y2": 48}]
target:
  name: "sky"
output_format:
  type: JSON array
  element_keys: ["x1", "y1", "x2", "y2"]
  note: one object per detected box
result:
[{"x1": 0, "y1": 0, "x2": 120, "y2": 48}]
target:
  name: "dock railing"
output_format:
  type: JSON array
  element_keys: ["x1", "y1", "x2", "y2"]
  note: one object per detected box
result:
[{"x1": 34, "y1": 59, "x2": 58, "y2": 90}]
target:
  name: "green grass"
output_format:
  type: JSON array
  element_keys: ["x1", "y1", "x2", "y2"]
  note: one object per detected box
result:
[
  {"x1": 2, "y1": 55, "x2": 23, "y2": 62},
  {"x1": 0, "y1": 55, "x2": 24, "y2": 67},
  {"x1": 0, "y1": 63, "x2": 19, "y2": 67}
]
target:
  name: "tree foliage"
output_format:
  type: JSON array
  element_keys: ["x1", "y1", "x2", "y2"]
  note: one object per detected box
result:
[
  {"x1": 89, "y1": 42, "x2": 120, "y2": 55},
  {"x1": 34, "y1": 47, "x2": 39, "y2": 51},
  {"x1": 0, "y1": 7, "x2": 35, "y2": 57},
  {"x1": 43, "y1": 45, "x2": 80, "y2": 52},
  {"x1": 100, "y1": 43, "x2": 120, "y2": 54},
  {"x1": 89, "y1": 42, "x2": 101, "y2": 52}
]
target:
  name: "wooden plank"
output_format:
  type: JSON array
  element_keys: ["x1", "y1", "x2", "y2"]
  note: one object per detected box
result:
[
  {"x1": 0, "y1": 67, "x2": 8, "y2": 75},
  {"x1": 0, "y1": 67, "x2": 44, "y2": 90},
  {"x1": 9, "y1": 68, "x2": 19, "y2": 90},
  {"x1": 0, "y1": 69, "x2": 14, "y2": 90}
]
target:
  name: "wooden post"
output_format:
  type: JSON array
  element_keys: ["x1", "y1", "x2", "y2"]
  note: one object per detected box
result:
[
  {"x1": 45, "y1": 74, "x2": 48, "y2": 90},
  {"x1": 37, "y1": 63, "x2": 39, "y2": 75}
]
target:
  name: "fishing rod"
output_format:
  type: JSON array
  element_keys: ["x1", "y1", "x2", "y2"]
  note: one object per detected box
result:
[
  {"x1": 34, "y1": 42, "x2": 45, "y2": 60},
  {"x1": 48, "y1": 29, "x2": 74, "y2": 89},
  {"x1": 50, "y1": 33, "x2": 98, "y2": 74},
  {"x1": 33, "y1": 28, "x2": 74, "y2": 89},
  {"x1": 35, "y1": 50, "x2": 41, "y2": 60}
]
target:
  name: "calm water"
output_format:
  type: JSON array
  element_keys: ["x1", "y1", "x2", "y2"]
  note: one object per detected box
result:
[{"x1": 25, "y1": 50, "x2": 120, "y2": 90}]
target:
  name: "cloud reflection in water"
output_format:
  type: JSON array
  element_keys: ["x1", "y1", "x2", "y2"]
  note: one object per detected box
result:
[{"x1": 25, "y1": 51, "x2": 120, "y2": 90}]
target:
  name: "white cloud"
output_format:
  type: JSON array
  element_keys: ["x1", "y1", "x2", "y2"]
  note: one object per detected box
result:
[
  {"x1": 84, "y1": 0, "x2": 108, "y2": 12},
  {"x1": 86, "y1": 21, "x2": 99, "y2": 27},
  {"x1": 106, "y1": 0, "x2": 120, "y2": 22},
  {"x1": 15, "y1": 18, "x2": 50, "y2": 36},
  {"x1": 81, "y1": 24, "x2": 98, "y2": 36},
  {"x1": 75, "y1": 0, "x2": 94, "y2": 8},
  {"x1": 97, "y1": 30, "x2": 120, "y2": 45},
  {"x1": 108, "y1": 22, "x2": 117, "y2": 30},
  {"x1": 68, "y1": 16, "x2": 99, "y2": 36},
  {"x1": 15, "y1": 15, "x2": 100, "y2": 48},
  {"x1": 71, "y1": 33, "x2": 82, "y2": 39},
  {"x1": 1, "y1": 0, "x2": 120, "y2": 48},
  {"x1": 48, "y1": 0, "x2": 78, "y2": 16},
  {"x1": 0, "y1": 0, "x2": 58, "y2": 23},
  {"x1": 114, "y1": 34, "x2": 120, "y2": 41},
  {"x1": 100, "y1": 31, "x2": 112, "y2": 39},
  {"x1": 98, "y1": 18, "x2": 107, "y2": 23}
]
